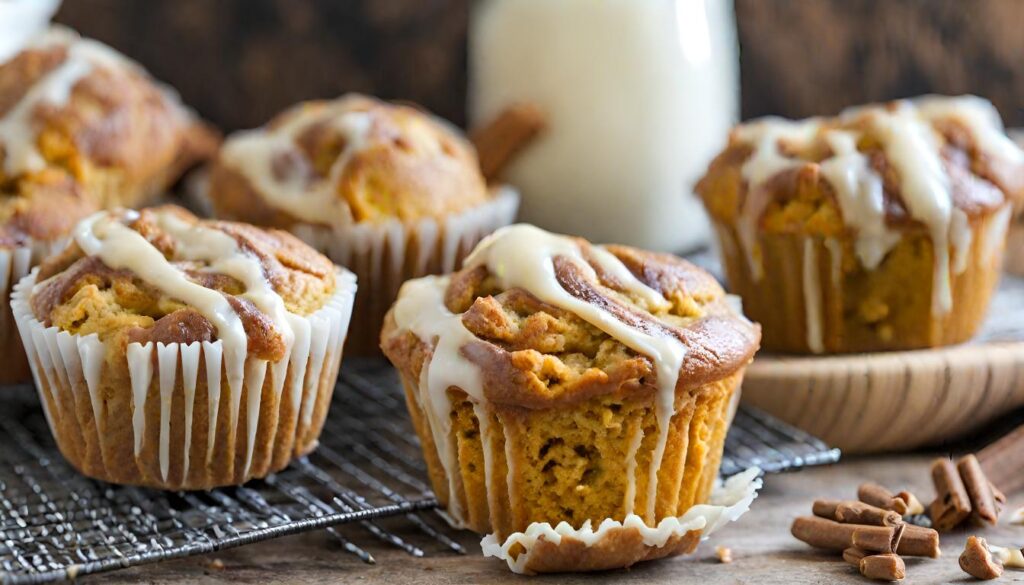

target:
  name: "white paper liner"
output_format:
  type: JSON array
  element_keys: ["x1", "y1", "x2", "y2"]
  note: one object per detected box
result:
[
  {"x1": 481, "y1": 467, "x2": 763, "y2": 574},
  {"x1": 11, "y1": 266, "x2": 356, "y2": 489},
  {"x1": 291, "y1": 186, "x2": 519, "y2": 298}
]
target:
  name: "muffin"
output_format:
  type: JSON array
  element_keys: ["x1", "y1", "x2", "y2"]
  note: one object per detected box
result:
[
  {"x1": 0, "y1": 26, "x2": 218, "y2": 382},
  {"x1": 10, "y1": 205, "x2": 356, "y2": 489},
  {"x1": 206, "y1": 94, "x2": 517, "y2": 354},
  {"x1": 697, "y1": 95, "x2": 1024, "y2": 354},
  {"x1": 380, "y1": 224, "x2": 761, "y2": 573}
]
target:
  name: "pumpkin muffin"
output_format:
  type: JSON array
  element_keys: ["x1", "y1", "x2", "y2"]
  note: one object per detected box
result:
[
  {"x1": 697, "y1": 95, "x2": 1024, "y2": 354},
  {"x1": 206, "y1": 94, "x2": 518, "y2": 354},
  {"x1": 381, "y1": 224, "x2": 761, "y2": 573},
  {"x1": 0, "y1": 26, "x2": 218, "y2": 381},
  {"x1": 11, "y1": 205, "x2": 356, "y2": 489}
]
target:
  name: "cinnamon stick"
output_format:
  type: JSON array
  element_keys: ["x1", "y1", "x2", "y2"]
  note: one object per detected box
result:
[
  {"x1": 792, "y1": 516, "x2": 939, "y2": 557},
  {"x1": 858, "y1": 483, "x2": 908, "y2": 515},
  {"x1": 852, "y1": 524, "x2": 904, "y2": 554},
  {"x1": 860, "y1": 553, "x2": 906, "y2": 581},
  {"x1": 957, "y1": 454, "x2": 999, "y2": 526},
  {"x1": 930, "y1": 458, "x2": 972, "y2": 532},
  {"x1": 470, "y1": 103, "x2": 547, "y2": 183},
  {"x1": 843, "y1": 547, "x2": 868, "y2": 566},
  {"x1": 960, "y1": 536, "x2": 1003, "y2": 580},
  {"x1": 977, "y1": 423, "x2": 1024, "y2": 494},
  {"x1": 898, "y1": 524, "x2": 942, "y2": 558},
  {"x1": 836, "y1": 501, "x2": 904, "y2": 527}
]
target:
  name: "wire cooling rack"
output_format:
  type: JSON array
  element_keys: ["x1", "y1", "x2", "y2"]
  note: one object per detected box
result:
[{"x1": 0, "y1": 360, "x2": 839, "y2": 583}]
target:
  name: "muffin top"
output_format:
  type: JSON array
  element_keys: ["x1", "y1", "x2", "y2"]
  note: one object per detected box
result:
[
  {"x1": 210, "y1": 94, "x2": 491, "y2": 228},
  {"x1": 31, "y1": 205, "x2": 340, "y2": 363},
  {"x1": 381, "y1": 224, "x2": 760, "y2": 410},
  {"x1": 0, "y1": 27, "x2": 217, "y2": 246}
]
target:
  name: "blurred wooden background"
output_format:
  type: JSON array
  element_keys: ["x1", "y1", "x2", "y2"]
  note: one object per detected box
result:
[{"x1": 55, "y1": 0, "x2": 1024, "y2": 130}]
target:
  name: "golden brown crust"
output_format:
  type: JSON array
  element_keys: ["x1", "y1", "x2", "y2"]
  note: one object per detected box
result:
[
  {"x1": 381, "y1": 242, "x2": 760, "y2": 410},
  {"x1": 208, "y1": 94, "x2": 489, "y2": 226},
  {"x1": 0, "y1": 34, "x2": 219, "y2": 244},
  {"x1": 31, "y1": 205, "x2": 336, "y2": 361},
  {"x1": 510, "y1": 528, "x2": 701, "y2": 574}
]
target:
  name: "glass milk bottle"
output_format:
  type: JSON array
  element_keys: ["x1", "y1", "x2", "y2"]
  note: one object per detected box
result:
[{"x1": 469, "y1": 0, "x2": 739, "y2": 252}]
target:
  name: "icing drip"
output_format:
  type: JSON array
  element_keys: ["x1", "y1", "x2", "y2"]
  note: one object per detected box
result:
[
  {"x1": 819, "y1": 131, "x2": 900, "y2": 269},
  {"x1": 801, "y1": 239, "x2": 824, "y2": 354},
  {"x1": 463, "y1": 224, "x2": 683, "y2": 522},
  {"x1": 0, "y1": 27, "x2": 131, "y2": 176},
  {"x1": 916, "y1": 95, "x2": 1024, "y2": 165},
  {"x1": 220, "y1": 103, "x2": 374, "y2": 228},
  {"x1": 393, "y1": 224, "x2": 688, "y2": 526},
  {"x1": 482, "y1": 467, "x2": 762, "y2": 575}
]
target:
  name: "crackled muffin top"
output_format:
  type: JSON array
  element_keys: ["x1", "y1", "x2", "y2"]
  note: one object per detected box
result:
[
  {"x1": 0, "y1": 27, "x2": 217, "y2": 246},
  {"x1": 697, "y1": 95, "x2": 1024, "y2": 314},
  {"x1": 209, "y1": 94, "x2": 490, "y2": 229},
  {"x1": 31, "y1": 205, "x2": 339, "y2": 364},
  {"x1": 380, "y1": 224, "x2": 760, "y2": 524}
]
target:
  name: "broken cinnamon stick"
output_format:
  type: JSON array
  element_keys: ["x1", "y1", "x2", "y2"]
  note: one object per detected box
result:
[
  {"x1": 858, "y1": 483, "x2": 908, "y2": 515},
  {"x1": 860, "y1": 553, "x2": 906, "y2": 581},
  {"x1": 852, "y1": 524, "x2": 904, "y2": 554},
  {"x1": 898, "y1": 524, "x2": 942, "y2": 558},
  {"x1": 977, "y1": 422, "x2": 1024, "y2": 494},
  {"x1": 896, "y1": 490, "x2": 925, "y2": 516},
  {"x1": 958, "y1": 454, "x2": 999, "y2": 526},
  {"x1": 960, "y1": 536, "x2": 1003, "y2": 580},
  {"x1": 836, "y1": 501, "x2": 904, "y2": 527},
  {"x1": 792, "y1": 517, "x2": 940, "y2": 558},
  {"x1": 843, "y1": 547, "x2": 869, "y2": 566},
  {"x1": 930, "y1": 458, "x2": 972, "y2": 532},
  {"x1": 470, "y1": 103, "x2": 547, "y2": 183}
]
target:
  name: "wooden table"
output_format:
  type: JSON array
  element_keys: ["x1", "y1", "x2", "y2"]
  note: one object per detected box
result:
[{"x1": 90, "y1": 454, "x2": 1024, "y2": 584}]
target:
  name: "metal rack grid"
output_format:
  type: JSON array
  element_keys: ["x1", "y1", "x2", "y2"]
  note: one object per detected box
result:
[{"x1": 0, "y1": 360, "x2": 839, "y2": 583}]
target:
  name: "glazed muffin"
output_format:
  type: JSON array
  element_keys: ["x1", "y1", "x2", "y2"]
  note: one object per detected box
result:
[
  {"x1": 381, "y1": 224, "x2": 761, "y2": 573},
  {"x1": 697, "y1": 95, "x2": 1024, "y2": 354},
  {"x1": 11, "y1": 205, "x2": 356, "y2": 489},
  {"x1": 206, "y1": 94, "x2": 517, "y2": 354},
  {"x1": 0, "y1": 27, "x2": 218, "y2": 382}
]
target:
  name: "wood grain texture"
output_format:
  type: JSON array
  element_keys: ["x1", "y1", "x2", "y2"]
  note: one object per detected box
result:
[
  {"x1": 87, "y1": 455, "x2": 1024, "y2": 584},
  {"x1": 735, "y1": 0, "x2": 1024, "y2": 124},
  {"x1": 55, "y1": 0, "x2": 470, "y2": 131}
]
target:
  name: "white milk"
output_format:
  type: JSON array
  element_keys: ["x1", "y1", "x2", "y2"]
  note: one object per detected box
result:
[{"x1": 469, "y1": 0, "x2": 739, "y2": 252}]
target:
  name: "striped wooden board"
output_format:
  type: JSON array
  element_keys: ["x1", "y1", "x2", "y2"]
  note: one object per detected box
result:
[{"x1": 741, "y1": 274, "x2": 1024, "y2": 454}]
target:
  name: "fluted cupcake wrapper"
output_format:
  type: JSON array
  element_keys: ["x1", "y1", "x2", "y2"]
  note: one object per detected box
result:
[
  {"x1": 481, "y1": 467, "x2": 762, "y2": 575},
  {"x1": 0, "y1": 237, "x2": 69, "y2": 384},
  {"x1": 11, "y1": 267, "x2": 356, "y2": 490},
  {"x1": 291, "y1": 187, "x2": 519, "y2": 354}
]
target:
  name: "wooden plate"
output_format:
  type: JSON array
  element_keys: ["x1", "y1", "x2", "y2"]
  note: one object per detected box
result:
[{"x1": 741, "y1": 274, "x2": 1024, "y2": 454}]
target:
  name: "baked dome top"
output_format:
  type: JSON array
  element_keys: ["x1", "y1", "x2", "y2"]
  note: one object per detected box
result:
[
  {"x1": 381, "y1": 224, "x2": 760, "y2": 410},
  {"x1": 32, "y1": 205, "x2": 338, "y2": 362},
  {"x1": 209, "y1": 94, "x2": 490, "y2": 228},
  {"x1": 0, "y1": 27, "x2": 217, "y2": 246}
]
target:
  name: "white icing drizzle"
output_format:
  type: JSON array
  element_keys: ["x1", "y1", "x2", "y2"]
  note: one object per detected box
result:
[
  {"x1": 394, "y1": 224, "x2": 686, "y2": 525},
  {"x1": 801, "y1": 239, "x2": 825, "y2": 354},
  {"x1": 732, "y1": 96, "x2": 1022, "y2": 348},
  {"x1": 220, "y1": 101, "x2": 374, "y2": 228},
  {"x1": 622, "y1": 424, "x2": 645, "y2": 515},
  {"x1": 482, "y1": 467, "x2": 762, "y2": 575},
  {"x1": 0, "y1": 27, "x2": 131, "y2": 176}
]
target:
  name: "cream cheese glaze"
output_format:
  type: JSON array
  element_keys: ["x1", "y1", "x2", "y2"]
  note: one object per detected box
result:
[
  {"x1": 392, "y1": 224, "x2": 689, "y2": 526},
  {"x1": 733, "y1": 96, "x2": 1019, "y2": 352},
  {"x1": 0, "y1": 26, "x2": 133, "y2": 176}
]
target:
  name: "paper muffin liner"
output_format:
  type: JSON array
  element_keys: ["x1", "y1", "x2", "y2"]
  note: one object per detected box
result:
[
  {"x1": 11, "y1": 267, "x2": 356, "y2": 490},
  {"x1": 0, "y1": 237, "x2": 69, "y2": 384},
  {"x1": 291, "y1": 187, "x2": 519, "y2": 354},
  {"x1": 481, "y1": 467, "x2": 762, "y2": 574},
  {"x1": 396, "y1": 363, "x2": 745, "y2": 552}
]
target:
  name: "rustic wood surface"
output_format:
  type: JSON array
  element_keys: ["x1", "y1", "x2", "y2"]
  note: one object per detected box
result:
[{"x1": 84, "y1": 454, "x2": 1024, "y2": 584}]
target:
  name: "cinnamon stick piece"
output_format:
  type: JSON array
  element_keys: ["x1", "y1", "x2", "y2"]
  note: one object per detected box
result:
[
  {"x1": 896, "y1": 491, "x2": 925, "y2": 516},
  {"x1": 958, "y1": 454, "x2": 999, "y2": 526},
  {"x1": 843, "y1": 547, "x2": 869, "y2": 566},
  {"x1": 836, "y1": 501, "x2": 904, "y2": 527},
  {"x1": 930, "y1": 458, "x2": 972, "y2": 532},
  {"x1": 860, "y1": 554, "x2": 906, "y2": 582},
  {"x1": 792, "y1": 517, "x2": 939, "y2": 557},
  {"x1": 960, "y1": 536, "x2": 1003, "y2": 580},
  {"x1": 852, "y1": 524, "x2": 904, "y2": 554},
  {"x1": 470, "y1": 103, "x2": 547, "y2": 183},
  {"x1": 977, "y1": 423, "x2": 1024, "y2": 494},
  {"x1": 858, "y1": 483, "x2": 908, "y2": 515}
]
